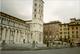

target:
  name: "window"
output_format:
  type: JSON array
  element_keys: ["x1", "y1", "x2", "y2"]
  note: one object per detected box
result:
[
  {"x1": 2, "y1": 18, "x2": 5, "y2": 24},
  {"x1": 23, "y1": 39, "x2": 25, "y2": 43},
  {"x1": 34, "y1": 9, "x2": 36, "y2": 11},
  {"x1": 2, "y1": 40, "x2": 6, "y2": 45},
  {"x1": 72, "y1": 31, "x2": 74, "y2": 34},
  {"x1": 64, "y1": 32, "x2": 67, "y2": 34},
  {"x1": 60, "y1": 25, "x2": 62, "y2": 27},
  {"x1": 76, "y1": 31, "x2": 78, "y2": 34},
  {"x1": 68, "y1": 32, "x2": 69, "y2": 34},
  {"x1": 35, "y1": 3, "x2": 37, "y2": 6},
  {"x1": 60, "y1": 32, "x2": 62, "y2": 34},
  {"x1": 72, "y1": 27, "x2": 74, "y2": 30},
  {"x1": 60, "y1": 29, "x2": 62, "y2": 31},
  {"x1": 34, "y1": 14, "x2": 36, "y2": 17},
  {"x1": 76, "y1": 27, "x2": 78, "y2": 29}
]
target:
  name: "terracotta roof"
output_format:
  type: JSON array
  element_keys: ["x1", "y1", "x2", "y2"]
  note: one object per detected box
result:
[{"x1": 44, "y1": 21, "x2": 61, "y2": 25}]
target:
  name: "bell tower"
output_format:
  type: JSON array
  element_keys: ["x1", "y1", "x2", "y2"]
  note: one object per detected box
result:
[{"x1": 31, "y1": 0, "x2": 44, "y2": 44}]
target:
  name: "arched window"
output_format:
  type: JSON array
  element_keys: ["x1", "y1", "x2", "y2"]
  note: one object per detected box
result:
[{"x1": 23, "y1": 39, "x2": 25, "y2": 43}]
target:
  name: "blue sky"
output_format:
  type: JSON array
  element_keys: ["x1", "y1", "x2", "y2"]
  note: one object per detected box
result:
[{"x1": 0, "y1": 0, "x2": 80, "y2": 23}]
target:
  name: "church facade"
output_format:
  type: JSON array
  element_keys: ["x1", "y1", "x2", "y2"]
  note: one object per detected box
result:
[
  {"x1": 0, "y1": 0, "x2": 45, "y2": 48},
  {"x1": 0, "y1": 12, "x2": 31, "y2": 45}
]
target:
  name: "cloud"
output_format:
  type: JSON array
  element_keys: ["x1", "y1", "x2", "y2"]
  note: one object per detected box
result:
[
  {"x1": 0, "y1": 0, "x2": 1, "y2": 11},
  {"x1": 1, "y1": 0, "x2": 80, "y2": 23},
  {"x1": 44, "y1": 0, "x2": 80, "y2": 23},
  {"x1": 1, "y1": 0, "x2": 32, "y2": 20}
]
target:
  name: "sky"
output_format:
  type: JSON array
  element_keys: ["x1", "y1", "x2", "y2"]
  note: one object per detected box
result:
[{"x1": 0, "y1": 0, "x2": 80, "y2": 23}]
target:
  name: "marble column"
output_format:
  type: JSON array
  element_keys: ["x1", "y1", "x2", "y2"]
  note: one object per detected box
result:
[
  {"x1": 0, "y1": 27, "x2": 1, "y2": 41},
  {"x1": 15, "y1": 29, "x2": 18, "y2": 44},
  {"x1": 2, "y1": 27, "x2": 6, "y2": 41},
  {"x1": 18, "y1": 30, "x2": 20, "y2": 44},
  {"x1": 9, "y1": 28, "x2": 14, "y2": 44},
  {"x1": 14, "y1": 29, "x2": 17, "y2": 44},
  {"x1": 20, "y1": 30, "x2": 23, "y2": 44},
  {"x1": 0, "y1": 26, "x2": 2, "y2": 45},
  {"x1": 9, "y1": 28, "x2": 11, "y2": 44},
  {"x1": 13, "y1": 29, "x2": 15, "y2": 44},
  {"x1": 27, "y1": 31, "x2": 29, "y2": 43},
  {"x1": 17, "y1": 29, "x2": 20, "y2": 44},
  {"x1": 19, "y1": 30, "x2": 22, "y2": 44},
  {"x1": 22, "y1": 31, "x2": 24, "y2": 43},
  {"x1": 25, "y1": 30, "x2": 28, "y2": 43},
  {"x1": 6, "y1": 27, "x2": 10, "y2": 44}
]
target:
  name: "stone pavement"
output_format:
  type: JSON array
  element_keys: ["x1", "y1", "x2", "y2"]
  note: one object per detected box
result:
[{"x1": 1, "y1": 47, "x2": 80, "y2": 54}]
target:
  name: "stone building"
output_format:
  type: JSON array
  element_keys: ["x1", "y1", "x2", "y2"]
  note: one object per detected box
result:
[
  {"x1": 68, "y1": 18, "x2": 80, "y2": 46},
  {"x1": 0, "y1": 0, "x2": 45, "y2": 48},
  {"x1": 31, "y1": 0, "x2": 44, "y2": 45},
  {"x1": 43, "y1": 18, "x2": 80, "y2": 47},
  {"x1": 0, "y1": 12, "x2": 30, "y2": 45},
  {"x1": 59, "y1": 23, "x2": 69, "y2": 42},
  {"x1": 43, "y1": 21, "x2": 61, "y2": 47},
  {"x1": 59, "y1": 18, "x2": 80, "y2": 46}
]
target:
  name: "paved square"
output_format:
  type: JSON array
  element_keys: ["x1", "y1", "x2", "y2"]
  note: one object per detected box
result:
[{"x1": 1, "y1": 47, "x2": 80, "y2": 54}]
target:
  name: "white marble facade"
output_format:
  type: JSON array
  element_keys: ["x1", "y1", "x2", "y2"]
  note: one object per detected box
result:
[
  {"x1": 31, "y1": 0, "x2": 44, "y2": 44},
  {"x1": 0, "y1": 13, "x2": 30, "y2": 45},
  {"x1": 0, "y1": 0, "x2": 45, "y2": 47}
]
